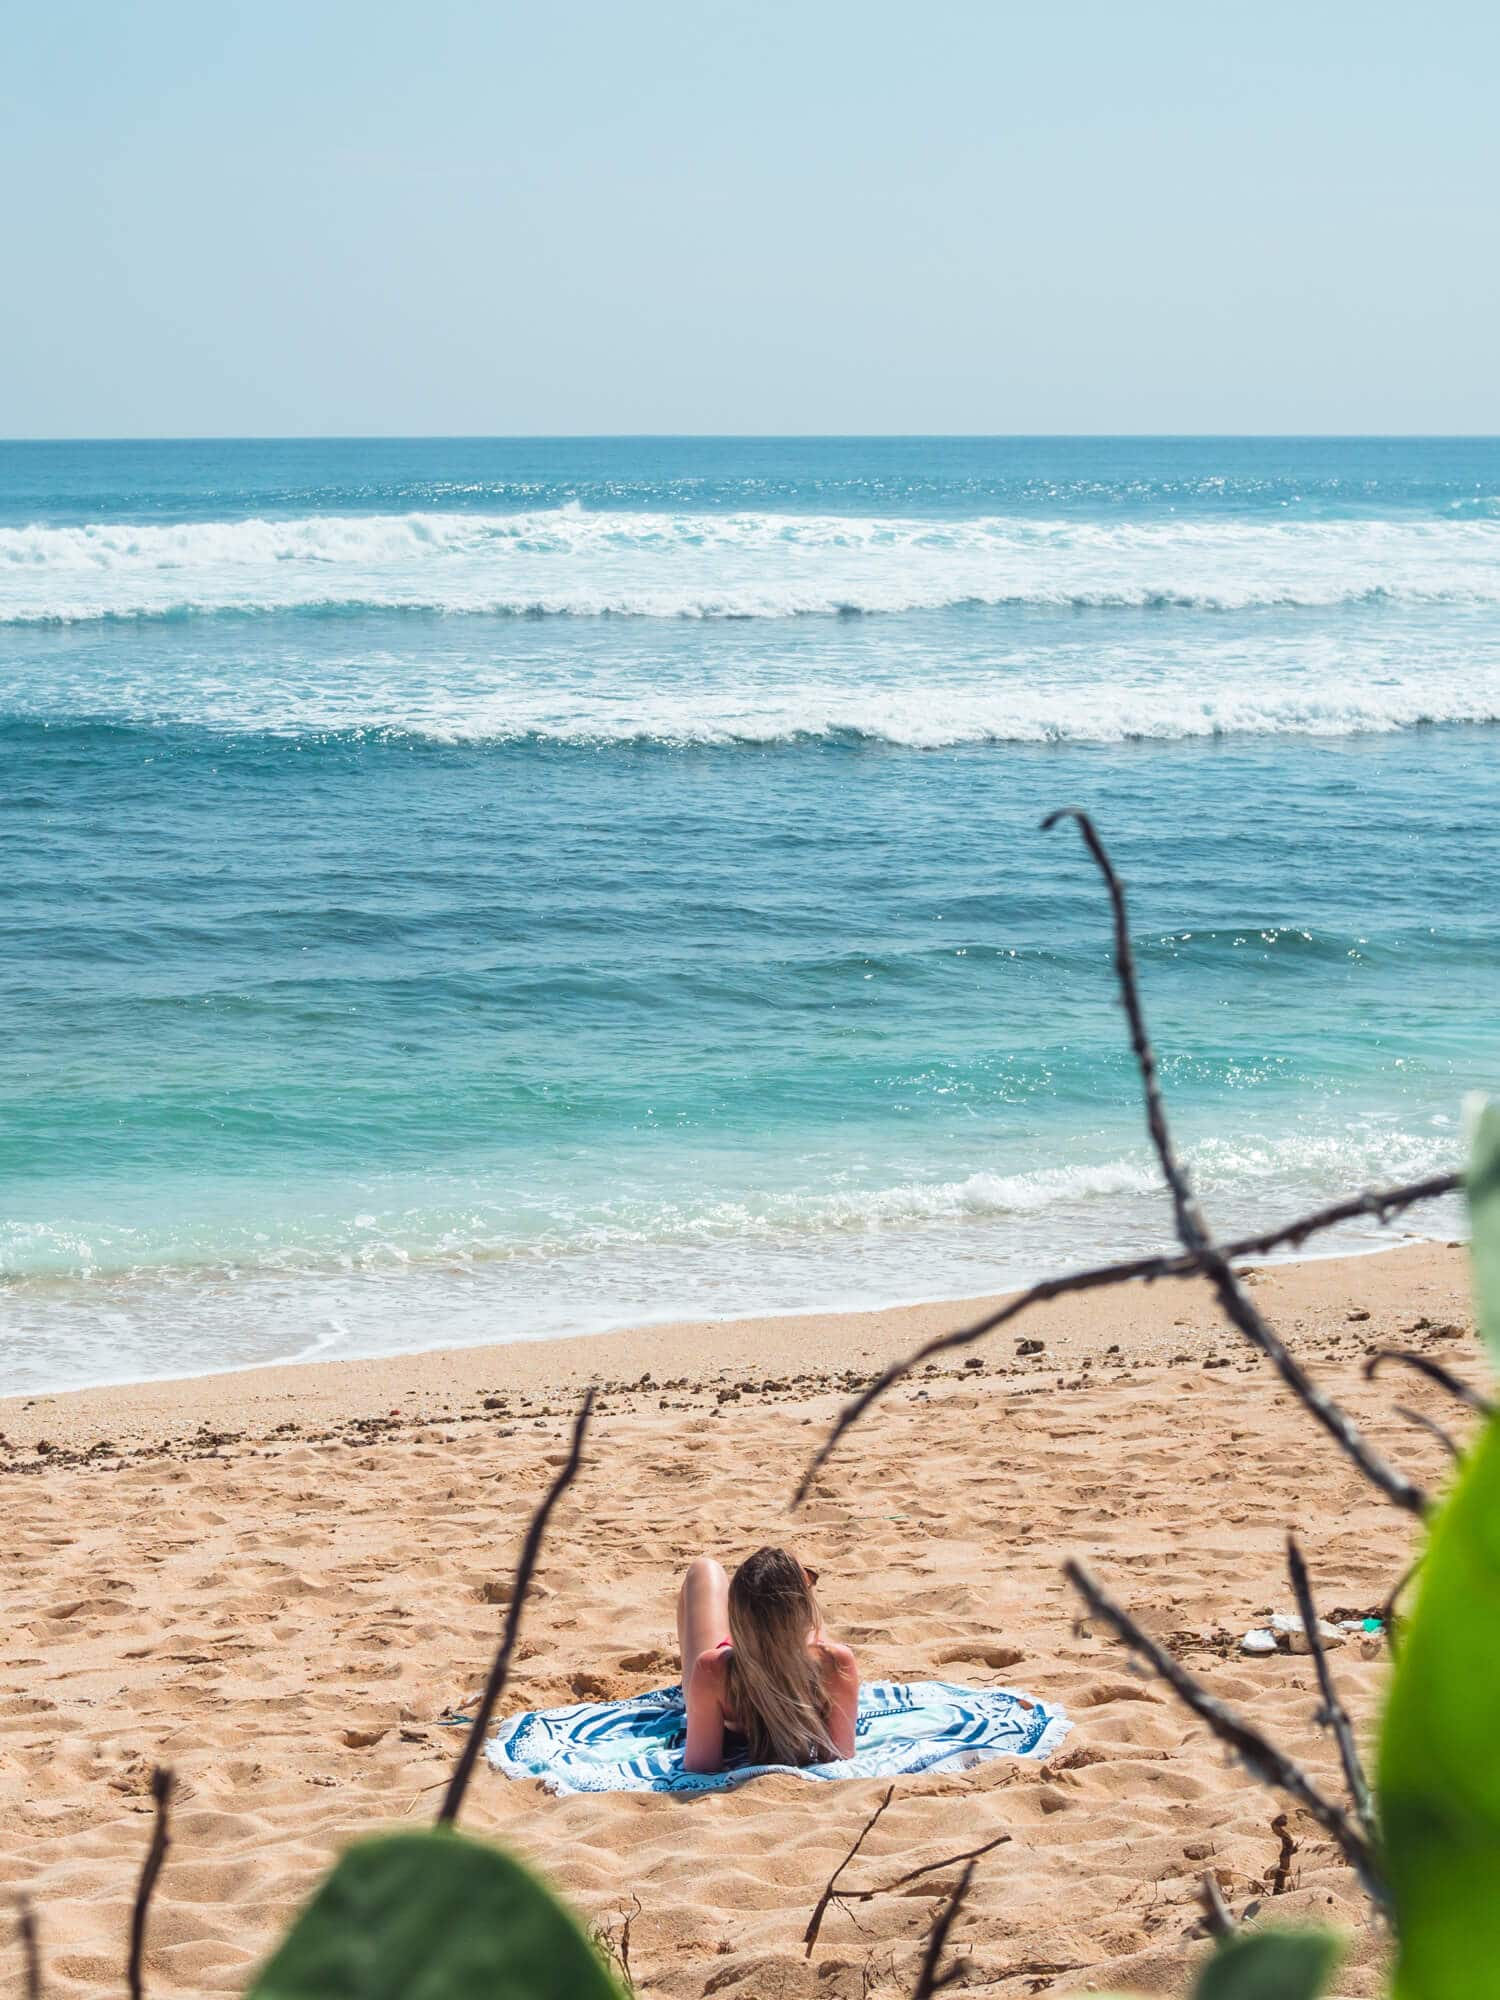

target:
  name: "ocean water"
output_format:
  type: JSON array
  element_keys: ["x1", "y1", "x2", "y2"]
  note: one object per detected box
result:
[{"x1": 2, "y1": 437, "x2": 1496, "y2": 1394}]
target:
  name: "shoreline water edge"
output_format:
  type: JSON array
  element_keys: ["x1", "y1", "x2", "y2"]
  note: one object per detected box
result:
[{"x1": 0, "y1": 1238, "x2": 1465, "y2": 1443}]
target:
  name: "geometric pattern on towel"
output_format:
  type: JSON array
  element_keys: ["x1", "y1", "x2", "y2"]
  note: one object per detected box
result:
[{"x1": 486, "y1": 1678, "x2": 1070, "y2": 1795}]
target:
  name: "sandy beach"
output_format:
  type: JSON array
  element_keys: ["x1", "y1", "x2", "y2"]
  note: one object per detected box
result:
[{"x1": 0, "y1": 1240, "x2": 1479, "y2": 1998}]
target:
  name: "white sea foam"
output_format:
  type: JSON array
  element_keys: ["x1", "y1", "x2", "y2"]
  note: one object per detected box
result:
[
  {"x1": 5, "y1": 507, "x2": 1500, "y2": 623},
  {"x1": 10, "y1": 594, "x2": 1500, "y2": 746},
  {"x1": 372, "y1": 680, "x2": 1500, "y2": 748},
  {"x1": 1, "y1": 1125, "x2": 1455, "y2": 1284},
  {"x1": 0, "y1": 1124, "x2": 1462, "y2": 1392},
  {"x1": 40, "y1": 666, "x2": 1498, "y2": 749}
]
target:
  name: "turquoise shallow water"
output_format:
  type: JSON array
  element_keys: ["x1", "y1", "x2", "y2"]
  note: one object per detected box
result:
[{"x1": 1, "y1": 438, "x2": 1497, "y2": 1391}]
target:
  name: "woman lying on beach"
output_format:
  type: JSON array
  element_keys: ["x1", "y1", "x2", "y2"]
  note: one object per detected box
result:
[{"x1": 676, "y1": 1546, "x2": 860, "y2": 1773}]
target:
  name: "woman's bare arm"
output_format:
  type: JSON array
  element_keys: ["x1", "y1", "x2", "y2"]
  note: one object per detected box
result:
[
  {"x1": 683, "y1": 1647, "x2": 728, "y2": 1773},
  {"x1": 821, "y1": 1642, "x2": 860, "y2": 1759}
]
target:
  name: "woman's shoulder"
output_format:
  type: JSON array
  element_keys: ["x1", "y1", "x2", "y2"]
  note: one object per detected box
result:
[{"x1": 817, "y1": 1639, "x2": 858, "y2": 1678}]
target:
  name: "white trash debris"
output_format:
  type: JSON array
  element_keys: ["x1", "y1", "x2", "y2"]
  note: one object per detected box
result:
[
  {"x1": 1271, "y1": 1611, "x2": 1347, "y2": 1652},
  {"x1": 1241, "y1": 1613, "x2": 1347, "y2": 1656},
  {"x1": 1272, "y1": 1608, "x2": 1344, "y2": 1656}
]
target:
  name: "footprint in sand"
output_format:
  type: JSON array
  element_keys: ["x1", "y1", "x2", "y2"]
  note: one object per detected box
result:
[
  {"x1": 935, "y1": 1641, "x2": 1025, "y2": 1670},
  {"x1": 617, "y1": 1648, "x2": 676, "y2": 1675},
  {"x1": 570, "y1": 1670, "x2": 627, "y2": 1700}
]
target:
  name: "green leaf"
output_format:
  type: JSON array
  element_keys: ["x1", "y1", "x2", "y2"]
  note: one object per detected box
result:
[
  {"x1": 1191, "y1": 1928, "x2": 1340, "y2": 2000},
  {"x1": 247, "y1": 1829, "x2": 624, "y2": 2000},
  {"x1": 1379, "y1": 1104, "x2": 1500, "y2": 1999}
]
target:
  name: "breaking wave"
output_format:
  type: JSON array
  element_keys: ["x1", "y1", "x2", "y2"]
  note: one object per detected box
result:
[
  {"x1": 6, "y1": 679, "x2": 1498, "y2": 750},
  {"x1": 5, "y1": 507, "x2": 1500, "y2": 623},
  {"x1": 1, "y1": 1126, "x2": 1457, "y2": 1289}
]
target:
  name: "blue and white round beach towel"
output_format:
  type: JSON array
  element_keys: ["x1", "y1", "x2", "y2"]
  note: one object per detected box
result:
[{"x1": 487, "y1": 1678, "x2": 1070, "y2": 1796}]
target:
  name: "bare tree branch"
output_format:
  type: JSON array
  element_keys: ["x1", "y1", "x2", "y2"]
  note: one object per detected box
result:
[
  {"x1": 792, "y1": 1171, "x2": 1458, "y2": 1508},
  {"x1": 14, "y1": 1895, "x2": 40, "y2": 2000},
  {"x1": 617, "y1": 1895, "x2": 640, "y2": 1994},
  {"x1": 1394, "y1": 1405, "x2": 1463, "y2": 1460},
  {"x1": 1286, "y1": 1536, "x2": 1378, "y2": 1848},
  {"x1": 1381, "y1": 1556, "x2": 1422, "y2": 1651},
  {"x1": 437, "y1": 1390, "x2": 596, "y2": 1827},
  {"x1": 847, "y1": 1827, "x2": 1013, "y2": 1902},
  {"x1": 127, "y1": 1767, "x2": 174, "y2": 2000},
  {"x1": 804, "y1": 1786, "x2": 896, "y2": 1956},
  {"x1": 1365, "y1": 1348, "x2": 1494, "y2": 1416},
  {"x1": 1173, "y1": 1279, "x2": 1426, "y2": 1513},
  {"x1": 1199, "y1": 1870, "x2": 1235, "y2": 1939},
  {"x1": 910, "y1": 1857, "x2": 978, "y2": 1999},
  {"x1": 592, "y1": 1894, "x2": 642, "y2": 1995},
  {"x1": 1042, "y1": 809, "x2": 1426, "y2": 1518},
  {"x1": 1268, "y1": 1813, "x2": 1297, "y2": 1896},
  {"x1": 1042, "y1": 808, "x2": 1206, "y2": 1247},
  {"x1": 1065, "y1": 1559, "x2": 1387, "y2": 1909},
  {"x1": 1224, "y1": 1173, "x2": 1460, "y2": 1256}
]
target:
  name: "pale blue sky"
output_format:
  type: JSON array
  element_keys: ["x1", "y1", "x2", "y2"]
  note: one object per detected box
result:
[{"x1": 4, "y1": 1, "x2": 1497, "y2": 436}]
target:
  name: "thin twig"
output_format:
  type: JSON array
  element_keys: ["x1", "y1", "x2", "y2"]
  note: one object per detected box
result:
[
  {"x1": 791, "y1": 1172, "x2": 1458, "y2": 1506},
  {"x1": 1365, "y1": 1348, "x2": 1494, "y2": 1416},
  {"x1": 1043, "y1": 809, "x2": 1426, "y2": 1518},
  {"x1": 1065, "y1": 1559, "x2": 1387, "y2": 1908},
  {"x1": 1286, "y1": 1536, "x2": 1378, "y2": 1847},
  {"x1": 1394, "y1": 1406, "x2": 1463, "y2": 1460},
  {"x1": 1183, "y1": 1275, "x2": 1425, "y2": 1515},
  {"x1": 618, "y1": 1895, "x2": 640, "y2": 1994},
  {"x1": 1042, "y1": 809, "x2": 1206, "y2": 1248},
  {"x1": 804, "y1": 1786, "x2": 896, "y2": 1955},
  {"x1": 846, "y1": 1827, "x2": 1013, "y2": 1900},
  {"x1": 911, "y1": 1857, "x2": 977, "y2": 1999},
  {"x1": 437, "y1": 1390, "x2": 596, "y2": 1827},
  {"x1": 1199, "y1": 1870, "x2": 1235, "y2": 1939},
  {"x1": 127, "y1": 1767, "x2": 174, "y2": 2000},
  {"x1": 1269, "y1": 1812, "x2": 1297, "y2": 1895},
  {"x1": 594, "y1": 1894, "x2": 642, "y2": 1995},
  {"x1": 14, "y1": 1896, "x2": 40, "y2": 2000},
  {"x1": 1380, "y1": 1556, "x2": 1422, "y2": 1657},
  {"x1": 1225, "y1": 1173, "x2": 1460, "y2": 1256}
]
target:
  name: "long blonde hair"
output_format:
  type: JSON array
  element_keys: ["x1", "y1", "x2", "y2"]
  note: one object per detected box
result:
[{"x1": 724, "y1": 1546, "x2": 837, "y2": 1767}]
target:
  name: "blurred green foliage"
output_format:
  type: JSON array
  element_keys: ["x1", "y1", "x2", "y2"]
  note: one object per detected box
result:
[
  {"x1": 246, "y1": 1830, "x2": 623, "y2": 2000},
  {"x1": 1380, "y1": 1103, "x2": 1500, "y2": 1999}
]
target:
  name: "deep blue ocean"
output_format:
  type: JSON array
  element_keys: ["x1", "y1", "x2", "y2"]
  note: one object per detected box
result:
[{"x1": 2, "y1": 437, "x2": 1496, "y2": 1393}]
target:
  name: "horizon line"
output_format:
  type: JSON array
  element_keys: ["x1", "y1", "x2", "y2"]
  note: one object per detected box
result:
[{"x1": 5, "y1": 431, "x2": 1500, "y2": 447}]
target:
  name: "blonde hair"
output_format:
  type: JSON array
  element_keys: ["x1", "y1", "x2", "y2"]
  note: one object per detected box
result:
[{"x1": 724, "y1": 1546, "x2": 837, "y2": 1767}]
